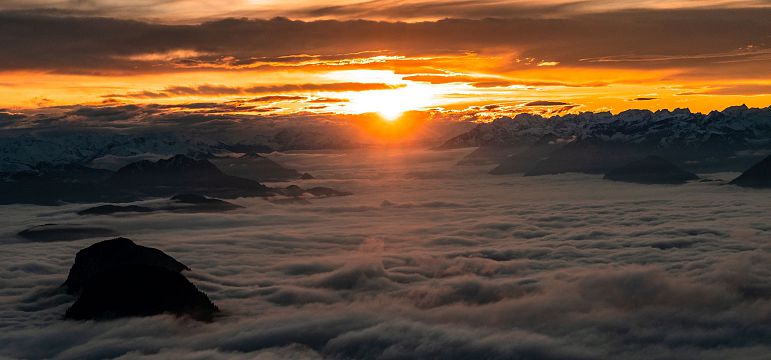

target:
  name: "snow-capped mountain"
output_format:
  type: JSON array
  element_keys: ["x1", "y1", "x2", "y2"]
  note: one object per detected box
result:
[
  {"x1": 444, "y1": 106, "x2": 771, "y2": 174},
  {"x1": 0, "y1": 131, "x2": 220, "y2": 172},
  {"x1": 441, "y1": 106, "x2": 771, "y2": 151},
  {"x1": 0, "y1": 129, "x2": 360, "y2": 172}
]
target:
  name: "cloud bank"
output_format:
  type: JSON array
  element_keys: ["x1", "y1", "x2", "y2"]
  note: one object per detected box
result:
[{"x1": 1, "y1": 149, "x2": 770, "y2": 359}]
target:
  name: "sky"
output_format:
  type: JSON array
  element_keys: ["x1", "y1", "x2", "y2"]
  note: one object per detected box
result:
[{"x1": 1, "y1": 0, "x2": 770, "y2": 124}]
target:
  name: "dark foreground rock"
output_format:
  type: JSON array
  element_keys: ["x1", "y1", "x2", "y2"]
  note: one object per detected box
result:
[
  {"x1": 604, "y1": 156, "x2": 699, "y2": 184},
  {"x1": 65, "y1": 265, "x2": 217, "y2": 321},
  {"x1": 64, "y1": 238, "x2": 189, "y2": 294},
  {"x1": 63, "y1": 238, "x2": 217, "y2": 321},
  {"x1": 17, "y1": 224, "x2": 118, "y2": 242},
  {"x1": 730, "y1": 155, "x2": 771, "y2": 188}
]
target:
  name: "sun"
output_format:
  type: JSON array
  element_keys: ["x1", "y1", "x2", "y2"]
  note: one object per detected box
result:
[{"x1": 345, "y1": 83, "x2": 437, "y2": 121}]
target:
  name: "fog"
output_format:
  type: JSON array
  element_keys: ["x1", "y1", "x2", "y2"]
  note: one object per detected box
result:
[{"x1": 1, "y1": 148, "x2": 770, "y2": 359}]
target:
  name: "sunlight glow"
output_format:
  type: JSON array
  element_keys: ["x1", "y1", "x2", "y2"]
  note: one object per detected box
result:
[{"x1": 345, "y1": 84, "x2": 437, "y2": 121}]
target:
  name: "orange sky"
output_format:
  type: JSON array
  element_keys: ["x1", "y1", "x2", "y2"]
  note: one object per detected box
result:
[{"x1": 1, "y1": 1, "x2": 770, "y2": 121}]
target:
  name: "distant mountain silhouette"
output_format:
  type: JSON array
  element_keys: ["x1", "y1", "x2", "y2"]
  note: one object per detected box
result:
[
  {"x1": 730, "y1": 155, "x2": 771, "y2": 188},
  {"x1": 106, "y1": 155, "x2": 269, "y2": 196},
  {"x1": 211, "y1": 153, "x2": 310, "y2": 181},
  {"x1": 17, "y1": 224, "x2": 118, "y2": 242},
  {"x1": 78, "y1": 194, "x2": 242, "y2": 215},
  {"x1": 0, "y1": 154, "x2": 350, "y2": 205},
  {"x1": 442, "y1": 106, "x2": 771, "y2": 175},
  {"x1": 604, "y1": 156, "x2": 699, "y2": 184},
  {"x1": 277, "y1": 185, "x2": 352, "y2": 198},
  {"x1": 0, "y1": 155, "x2": 267, "y2": 204},
  {"x1": 524, "y1": 141, "x2": 641, "y2": 176},
  {"x1": 457, "y1": 146, "x2": 526, "y2": 166},
  {"x1": 0, "y1": 162, "x2": 118, "y2": 205},
  {"x1": 488, "y1": 141, "x2": 563, "y2": 175},
  {"x1": 78, "y1": 205, "x2": 155, "y2": 215}
]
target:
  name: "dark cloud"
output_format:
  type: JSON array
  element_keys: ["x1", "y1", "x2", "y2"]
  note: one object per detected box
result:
[
  {"x1": 525, "y1": 101, "x2": 571, "y2": 106},
  {"x1": 108, "y1": 83, "x2": 401, "y2": 99},
  {"x1": 0, "y1": 9, "x2": 769, "y2": 78},
  {"x1": 249, "y1": 95, "x2": 307, "y2": 103}
]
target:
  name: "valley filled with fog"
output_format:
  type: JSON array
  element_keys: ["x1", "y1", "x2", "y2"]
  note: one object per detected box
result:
[{"x1": 1, "y1": 148, "x2": 770, "y2": 359}]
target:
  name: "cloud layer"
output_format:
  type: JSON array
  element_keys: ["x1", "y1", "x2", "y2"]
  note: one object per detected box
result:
[
  {"x1": 1, "y1": 9, "x2": 769, "y2": 78},
  {"x1": 1, "y1": 148, "x2": 771, "y2": 359}
]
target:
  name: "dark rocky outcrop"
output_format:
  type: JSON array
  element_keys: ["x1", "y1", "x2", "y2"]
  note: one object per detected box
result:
[
  {"x1": 17, "y1": 224, "x2": 118, "y2": 242},
  {"x1": 604, "y1": 156, "x2": 699, "y2": 184},
  {"x1": 63, "y1": 238, "x2": 189, "y2": 295},
  {"x1": 63, "y1": 238, "x2": 217, "y2": 321},
  {"x1": 730, "y1": 155, "x2": 771, "y2": 188},
  {"x1": 65, "y1": 265, "x2": 217, "y2": 321}
]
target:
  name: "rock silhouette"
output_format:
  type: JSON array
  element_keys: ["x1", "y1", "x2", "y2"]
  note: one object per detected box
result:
[
  {"x1": 63, "y1": 238, "x2": 217, "y2": 321},
  {"x1": 65, "y1": 265, "x2": 217, "y2": 321},
  {"x1": 64, "y1": 238, "x2": 190, "y2": 294}
]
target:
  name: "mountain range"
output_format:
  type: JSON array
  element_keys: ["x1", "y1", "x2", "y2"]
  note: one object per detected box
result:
[
  {"x1": 0, "y1": 154, "x2": 345, "y2": 205},
  {"x1": 443, "y1": 105, "x2": 771, "y2": 175}
]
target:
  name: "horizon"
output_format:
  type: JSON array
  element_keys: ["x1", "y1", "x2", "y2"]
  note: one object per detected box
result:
[{"x1": 1, "y1": 2, "x2": 770, "y2": 123}]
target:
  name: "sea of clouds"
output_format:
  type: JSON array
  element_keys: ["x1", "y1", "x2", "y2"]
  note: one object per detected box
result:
[{"x1": 1, "y1": 148, "x2": 770, "y2": 360}]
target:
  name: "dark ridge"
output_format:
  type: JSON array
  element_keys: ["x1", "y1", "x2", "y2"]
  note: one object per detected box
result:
[
  {"x1": 17, "y1": 224, "x2": 118, "y2": 242},
  {"x1": 78, "y1": 205, "x2": 154, "y2": 216},
  {"x1": 730, "y1": 155, "x2": 771, "y2": 188},
  {"x1": 604, "y1": 156, "x2": 699, "y2": 184}
]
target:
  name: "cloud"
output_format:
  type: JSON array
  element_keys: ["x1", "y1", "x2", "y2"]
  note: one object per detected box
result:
[
  {"x1": 2, "y1": 0, "x2": 770, "y2": 22},
  {"x1": 249, "y1": 95, "x2": 307, "y2": 103},
  {"x1": 109, "y1": 83, "x2": 402, "y2": 99},
  {"x1": 677, "y1": 84, "x2": 771, "y2": 96},
  {"x1": 525, "y1": 101, "x2": 571, "y2": 107},
  {"x1": 1, "y1": 9, "x2": 770, "y2": 79},
  {"x1": 2, "y1": 144, "x2": 771, "y2": 359}
]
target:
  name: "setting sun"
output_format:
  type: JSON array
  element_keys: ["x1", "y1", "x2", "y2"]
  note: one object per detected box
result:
[{"x1": 346, "y1": 83, "x2": 438, "y2": 121}]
